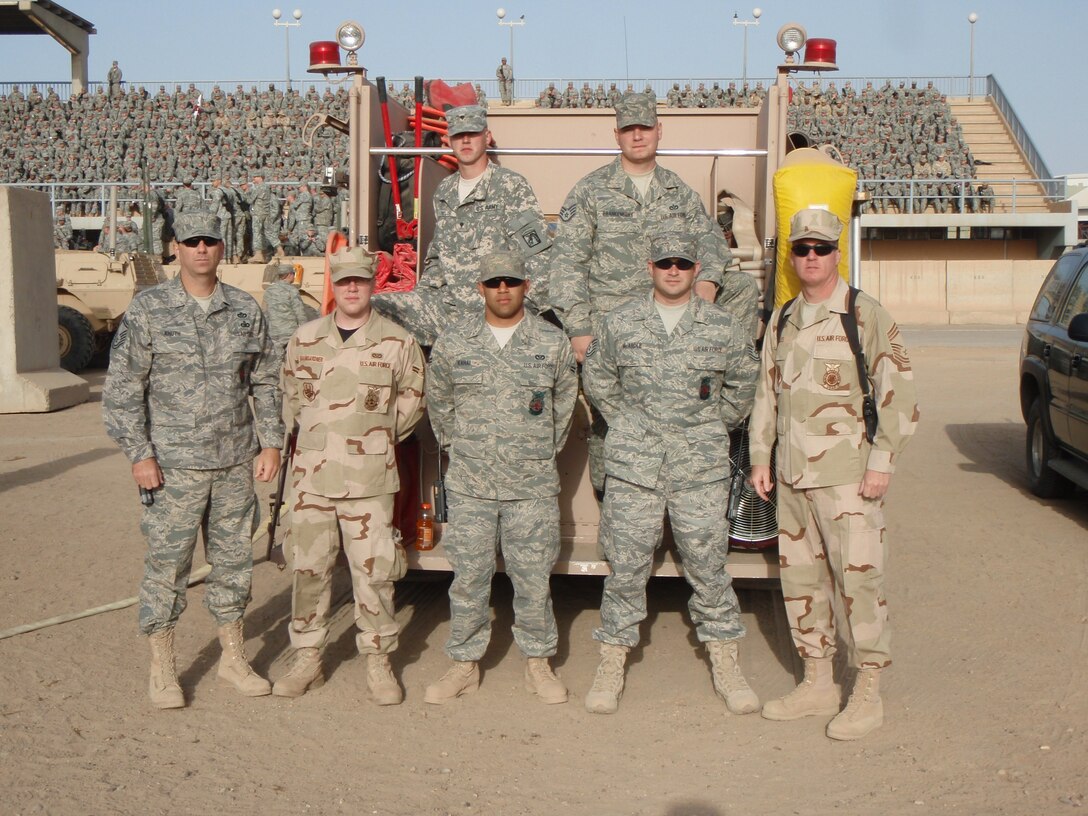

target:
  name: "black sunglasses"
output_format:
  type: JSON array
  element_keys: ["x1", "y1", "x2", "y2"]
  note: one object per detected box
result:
[
  {"x1": 791, "y1": 242, "x2": 836, "y2": 257},
  {"x1": 180, "y1": 236, "x2": 220, "y2": 248},
  {"x1": 653, "y1": 257, "x2": 696, "y2": 271},
  {"x1": 481, "y1": 276, "x2": 525, "y2": 289}
]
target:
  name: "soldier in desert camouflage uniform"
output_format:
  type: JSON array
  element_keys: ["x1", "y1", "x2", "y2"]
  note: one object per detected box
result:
[
  {"x1": 104, "y1": 211, "x2": 284, "y2": 710},
  {"x1": 261, "y1": 262, "x2": 310, "y2": 366},
  {"x1": 273, "y1": 247, "x2": 425, "y2": 705},
  {"x1": 750, "y1": 209, "x2": 919, "y2": 741},
  {"x1": 372, "y1": 105, "x2": 552, "y2": 346},
  {"x1": 423, "y1": 252, "x2": 578, "y2": 706},
  {"x1": 550, "y1": 91, "x2": 757, "y2": 497},
  {"x1": 581, "y1": 234, "x2": 760, "y2": 716}
]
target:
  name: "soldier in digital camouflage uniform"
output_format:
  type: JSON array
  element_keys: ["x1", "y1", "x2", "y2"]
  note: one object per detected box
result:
[
  {"x1": 53, "y1": 209, "x2": 72, "y2": 249},
  {"x1": 248, "y1": 173, "x2": 283, "y2": 261},
  {"x1": 423, "y1": 251, "x2": 578, "y2": 706},
  {"x1": 372, "y1": 105, "x2": 552, "y2": 347},
  {"x1": 750, "y1": 209, "x2": 919, "y2": 741},
  {"x1": 496, "y1": 57, "x2": 514, "y2": 106},
  {"x1": 581, "y1": 233, "x2": 760, "y2": 716},
  {"x1": 173, "y1": 178, "x2": 203, "y2": 216},
  {"x1": 550, "y1": 91, "x2": 758, "y2": 498},
  {"x1": 104, "y1": 211, "x2": 284, "y2": 710},
  {"x1": 207, "y1": 178, "x2": 236, "y2": 262},
  {"x1": 261, "y1": 262, "x2": 309, "y2": 367},
  {"x1": 273, "y1": 247, "x2": 425, "y2": 705}
]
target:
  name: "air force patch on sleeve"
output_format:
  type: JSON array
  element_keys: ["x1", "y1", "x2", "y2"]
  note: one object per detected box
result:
[
  {"x1": 559, "y1": 203, "x2": 577, "y2": 222},
  {"x1": 584, "y1": 338, "x2": 599, "y2": 358}
]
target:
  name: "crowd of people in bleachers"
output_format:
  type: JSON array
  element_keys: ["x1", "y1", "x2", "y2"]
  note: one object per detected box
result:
[
  {"x1": 787, "y1": 78, "x2": 993, "y2": 214},
  {"x1": 1, "y1": 75, "x2": 996, "y2": 244}
]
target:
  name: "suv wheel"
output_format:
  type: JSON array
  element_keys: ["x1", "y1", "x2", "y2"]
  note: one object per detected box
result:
[{"x1": 1026, "y1": 398, "x2": 1075, "y2": 498}]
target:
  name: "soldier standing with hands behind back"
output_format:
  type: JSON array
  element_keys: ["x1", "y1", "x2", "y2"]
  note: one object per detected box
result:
[
  {"x1": 104, "y1": 212, "x2": 284, "y2": 710},
  {"x1": 749, "y1": 209, "x2": 918, "y2": 740},
  {"x1": 274, "y1": 247, "x2": 425, "y2": 704},
  {"x1": 423, "y1": 251, "x2": 578, "y2": 706},
  {"x1": 581, "y1": 234, "x2": 760, "y2": 715}
]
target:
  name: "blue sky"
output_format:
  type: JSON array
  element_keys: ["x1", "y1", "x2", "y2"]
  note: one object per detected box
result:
[{"x1": 1, "y1": 0, "x2": 1083, "y2": 176}]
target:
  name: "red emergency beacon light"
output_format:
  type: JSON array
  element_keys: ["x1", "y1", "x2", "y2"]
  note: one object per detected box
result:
[
  {"x1": 308, "y1": 41, "x2": 341, "y2": 73},
  {"x1": 802, "y1": 38, "x2": 838, "y2": 70}
]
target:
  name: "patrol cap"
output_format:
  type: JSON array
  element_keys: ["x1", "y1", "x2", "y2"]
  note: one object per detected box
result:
[
  {"x1": 789, "y1": 208, "x2": 843, "y2": 243},
  {"x1": 649, "y1": 234, "x2": 698, "y2": 264},
  {"x1": 615, "y1": 92, "x2": 657, "y2": 129},
  {"x1": 329, "y1": 246, "x2": 377, "y2": 282},
  {"x1": 173, "y1": 211, "x2": 223, "y2": 242},
  {"x1": 477, "y1": 251, "x2": 527, "y2": 283},
  {"x1": 268, "y1": 261, "x2": 296, "y2": 279},
  {"x1": 446, "y1": 105, "x2": 488, "y2": 137}
]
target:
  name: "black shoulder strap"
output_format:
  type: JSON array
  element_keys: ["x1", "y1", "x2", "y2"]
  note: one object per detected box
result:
[
  {"x1": 774, "y1": 296, "x2": 798, "y2": 344},
  {"x1": 839, "y1": 286, "x2": 870, "y2": 397}
]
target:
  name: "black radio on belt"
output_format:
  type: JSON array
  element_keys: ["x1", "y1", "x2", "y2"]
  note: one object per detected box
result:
[{"x1": 432, "y1": 442, "x2": 448, "y2": 523}]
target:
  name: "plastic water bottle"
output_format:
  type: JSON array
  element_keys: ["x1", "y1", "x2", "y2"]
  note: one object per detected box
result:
[{"x1": 416, "y1": 502, "x2": 435, "y2": 551}]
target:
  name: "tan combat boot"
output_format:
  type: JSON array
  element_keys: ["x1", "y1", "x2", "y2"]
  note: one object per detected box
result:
[
  {"x1": 423, "y1": 661, "x2": 480, "y2": 704},
  {"x1": 707, "y1": 640, "x2": 761, "y2": 714},
  {"x1": 826, "y1": 668, "x2": 884, "y2": 741},
  {"x1": 272, "y1": 647, "x2": 324, "y2": 698},
  {"x1": 761, "y1": 657, "x2": 840, "y2": 721},
  {"x1": 147, "y1": 628, "x2": 185, "y2": 710},
  {"x1": 584, "y1": 643, "x2": 628, "y2": 714},
  {"x1": 367, "y1": 653, "x2": 403, "y2": 706},
  {"x1": 525, "y1": 657, "x2": 568, "y2": 705},
  {"x1": 216, "y1": 619, "x2": 272, "y2": 697}
]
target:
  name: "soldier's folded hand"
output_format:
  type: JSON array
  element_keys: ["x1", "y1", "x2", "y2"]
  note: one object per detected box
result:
[{"x1": 132, "y1": 457, "x2": 163, "y2": 490}]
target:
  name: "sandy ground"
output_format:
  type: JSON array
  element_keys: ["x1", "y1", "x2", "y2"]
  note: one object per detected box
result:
[{"x1": 1, "y1": 328, "x2": 1085, "y2": 816}]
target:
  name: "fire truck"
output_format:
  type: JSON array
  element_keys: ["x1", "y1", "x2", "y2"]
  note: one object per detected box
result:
[{"x1": 286, "y1": 20, "x2": 854, "y2": 581}]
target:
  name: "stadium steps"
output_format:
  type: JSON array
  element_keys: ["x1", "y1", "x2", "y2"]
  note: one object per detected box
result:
[{"x1": 950, "y1": 98, "x2": 1052, "y2": 213}]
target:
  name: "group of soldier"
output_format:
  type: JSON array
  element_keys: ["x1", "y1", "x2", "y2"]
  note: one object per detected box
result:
[
  {"x1": 664, "y1": 80, "x2": 768, "y2": 109},
  {"x1": 54, "y1": 176, "x2": 341, "y2": 262},
  {"x1": 102, "y1": 92, "x2": 917, "y2": 743},
  {"x1": 786, "y1": 79, "x2": 994, "y2": 214},
  {"x1": 534, "y1": 81, "x2": 657, "y2": 109}
]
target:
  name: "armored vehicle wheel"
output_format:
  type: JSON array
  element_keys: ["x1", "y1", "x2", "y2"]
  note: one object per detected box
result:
[
  {"x1": 1026, "y1": 398, "x2": 1075, "y2": 499},
  {"x1": 58, "y1": 305, "x2": 95, "y2": 374}
]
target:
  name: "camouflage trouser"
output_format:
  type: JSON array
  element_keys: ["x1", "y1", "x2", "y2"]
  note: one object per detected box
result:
[
  {"x1": 443, "y1": 490, "x2": 561, "y2": 661},
  {"x1": 217, "y1": 214, "x2": 235, "y2": 259},
  {"x1": 252, "y1": 213, "x2": 281, "y2": 254},
  {"x1": 593, "y1": 473, "x2": 745, "y2": 648},
  {"x1": 371, "y1": 288, "x2": 469, "y2": 348},
  {"x1": 776, "y1": 481, "x2": 891, "y2": 669},
  {"x1": 233, "y1": 217, "x2": 249, "y2": 259},
  {"x1": 286, "y1": 491, "x2": 407, "y2": 654},
  {"x1": 138, "y1": 464, "x2": 259, "y2": 635},
  {"x1": 151, "y1": 216, "x2": 166, "y2": 257}
]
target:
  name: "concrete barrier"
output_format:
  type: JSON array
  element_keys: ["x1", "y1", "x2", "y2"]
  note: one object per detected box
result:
[{"x1": 0, "y1": 186, "x2": 88, "y2": 413}]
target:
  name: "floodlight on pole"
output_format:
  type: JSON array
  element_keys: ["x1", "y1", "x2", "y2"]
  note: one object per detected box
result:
[
  {"x1": 733, "y1": 8, "x2": 761, "y2": 83},
  {"x1": 496, "y1": 8, "x2": 526, "y2": 73},
  {"x1": 968, "y1": 12, "x2": 978, "y2": 100},
  {"x1": 272, "y1": 8, "x2": 303, "y2": 91}
]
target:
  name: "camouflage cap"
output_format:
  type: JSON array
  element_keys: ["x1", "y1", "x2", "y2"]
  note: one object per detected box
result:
[
  {"x1": 329, "y1": 246, "x2": 377, "y2": 282},
  {"x1": 173, "y1": 211, "x2": 223, "y2": 242},
  {"x1": 446, "y1": 105, "x2": 488, "y2": 137},
  {"x1": 615, "y1": 92, "x2": 657, "y2": 128},
  {"x1": 649, "y1": 233, "x2": 698, "y2": 264},
  {"x1": 788, "y1": 208, "x2": 843, "y2": 243},
  {"x1": 477, "y1": 251, "x2": 527, "y2": 283},
  {"x1": 268, "y1": 261, "x2": 296, "y2": 279}
]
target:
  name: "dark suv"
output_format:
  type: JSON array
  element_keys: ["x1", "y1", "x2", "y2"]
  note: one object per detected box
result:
[{"x1": 1020, "y1": 245, "x2": 1088, "y2": 497}]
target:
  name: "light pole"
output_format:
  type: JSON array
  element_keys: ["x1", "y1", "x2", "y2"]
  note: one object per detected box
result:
[
  {"x1": 272, "y1": 8, "x2": 302, "y2": 91},
  {"x1": 496, "y1": 8, "x2": 525, "y2": 72},
  {"x1": 733, "y1": 8, "x2": 761, "y2": 83},
  {"x1": 968, "y1": 12, "x2": 978, "y2": 100}
]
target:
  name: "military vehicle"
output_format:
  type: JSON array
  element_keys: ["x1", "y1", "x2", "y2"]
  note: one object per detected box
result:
[
  {"x1": 56, "y1": 249, "x2": 166, "y2": 372},
  {"x1": 273, "y1": 19, "x2": 856, "y2": 582}
]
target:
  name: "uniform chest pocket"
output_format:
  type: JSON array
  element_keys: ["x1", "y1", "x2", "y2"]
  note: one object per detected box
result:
[
  {"x1": 617, "y1": 349, "x2": 654, "y2": 368},
  {"x1": 812, "y1": 340, "x2": 856, "y2": 394},
  {"x1": 357, "y1": 365, "x2": 393, "y2": 414},
  {"x1": 151, "y1": 332, "x2": 197, "y2": 354},
  {"x1": 518, "y1": 371, "x2": 554, "y2": 419},
  {"x1": 598, "y1": 216, "x2": 639, "y2": 235}
]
